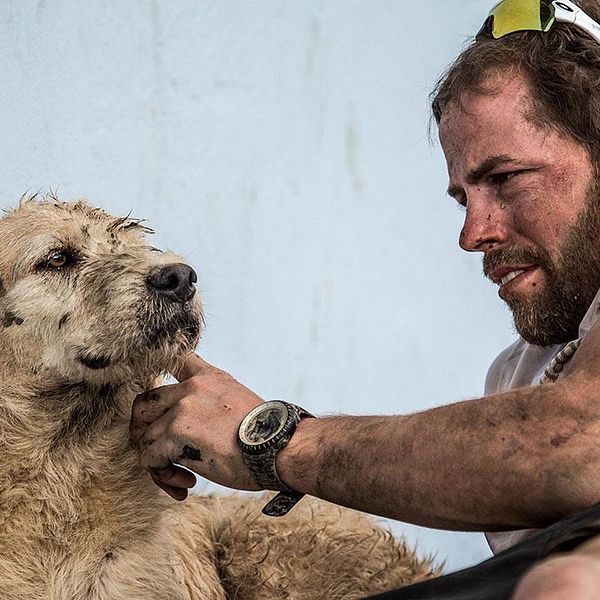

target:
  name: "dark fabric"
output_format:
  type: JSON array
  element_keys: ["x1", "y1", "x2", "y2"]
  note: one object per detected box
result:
[{"x1": 366, "y1": 503, "x2": 600, "y2": 600}]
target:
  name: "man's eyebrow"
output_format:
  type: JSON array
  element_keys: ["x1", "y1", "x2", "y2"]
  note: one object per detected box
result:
[{"x1": 446, "y1": 155, "x2": 520, "y2": 199}]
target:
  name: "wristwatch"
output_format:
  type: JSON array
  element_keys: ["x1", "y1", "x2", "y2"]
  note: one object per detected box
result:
[{"x1": 238, "y1": 400, "x2": 314, "y2": 517}]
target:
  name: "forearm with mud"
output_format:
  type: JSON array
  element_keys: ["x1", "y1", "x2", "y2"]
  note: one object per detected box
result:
[{"x1": 276, "y1": 374, "x2": 600, "y2": 531}]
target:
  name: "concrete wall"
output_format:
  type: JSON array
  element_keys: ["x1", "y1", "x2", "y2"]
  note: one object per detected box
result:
[{"x1": 0, "y1": 0, "x2": 517, "y2": 571}]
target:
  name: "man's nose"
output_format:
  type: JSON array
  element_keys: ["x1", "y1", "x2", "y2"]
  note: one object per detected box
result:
[{"x1": 459, "y1": 195, "x2": 510, "y2": 253}]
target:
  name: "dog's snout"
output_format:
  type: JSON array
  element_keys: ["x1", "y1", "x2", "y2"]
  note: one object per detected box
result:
[{"x1": 147, "y1": 263, "x2": 197, "y2": 302}]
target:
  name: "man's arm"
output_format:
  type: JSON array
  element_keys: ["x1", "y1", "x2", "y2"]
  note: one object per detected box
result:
[
  {"x1": 130, "y1": 321, "x2": 600, "y2": 531},
  {"x1": 277, "y1": 375, "x2": 600, "y2": 530}
]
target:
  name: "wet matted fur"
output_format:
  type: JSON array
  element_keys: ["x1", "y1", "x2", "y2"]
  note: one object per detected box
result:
[{"x1": 0, "y1": 196, "x2": 436, "y2": 599}]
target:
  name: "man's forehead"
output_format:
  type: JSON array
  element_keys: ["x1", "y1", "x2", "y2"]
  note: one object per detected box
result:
[
  {"x1": 440, "y1": 75, "x2": 534, "y2": 133},
  {"x1": 438, "y1": 73, "x2": 547, "y2": 183}
]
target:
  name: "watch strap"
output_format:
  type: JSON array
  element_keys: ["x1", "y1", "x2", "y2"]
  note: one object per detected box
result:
[
  {"x1": 243, "y1": 444, "x2": 294, "y2": 492},
  {"x1": 262, "y1": 490, "x2": 305, "y2": 517}
]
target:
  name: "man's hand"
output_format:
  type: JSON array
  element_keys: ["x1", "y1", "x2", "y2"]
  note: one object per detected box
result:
[{"x1": 130, "y1": 354, "x2": 264, "y2": 500}]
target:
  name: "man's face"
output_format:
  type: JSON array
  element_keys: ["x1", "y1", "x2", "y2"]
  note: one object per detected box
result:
[{"x1": 439, "y1": 71, "x2": 600, "y2": 346}]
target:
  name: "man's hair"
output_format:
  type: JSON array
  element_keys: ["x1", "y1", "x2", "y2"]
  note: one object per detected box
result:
[{"x1": 431, "y1": 0, "x2": 600, "y2": 167}]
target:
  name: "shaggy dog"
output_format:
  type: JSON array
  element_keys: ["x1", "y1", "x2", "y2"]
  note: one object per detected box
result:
[{"x1": 0, "y1": 197, "x2": 436, "y2": 600}]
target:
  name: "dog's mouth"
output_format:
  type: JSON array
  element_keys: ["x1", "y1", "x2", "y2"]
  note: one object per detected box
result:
[
  {"x1": 72, "y1": 301, "x2": 202, "y2": 379},
  {"x1": 65, "y1": 263, "x2": 202, "y2": 379},
  {"x1": 140, "y1": 299, "x2": 202, "y2": 350}
]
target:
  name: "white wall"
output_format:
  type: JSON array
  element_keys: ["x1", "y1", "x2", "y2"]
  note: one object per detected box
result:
[{"x1": 0, "y1": 0, "x2": 518, "y2": 572}]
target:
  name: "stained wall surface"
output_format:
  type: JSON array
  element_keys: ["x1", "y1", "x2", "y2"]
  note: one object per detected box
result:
[{"x1": 0, "y1": 0, "x2": 517, "y2": 571}]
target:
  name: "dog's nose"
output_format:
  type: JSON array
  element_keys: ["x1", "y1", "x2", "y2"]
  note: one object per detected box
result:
[{"x1": 147, "y1": 263, "x2": 197, "y2": 302}]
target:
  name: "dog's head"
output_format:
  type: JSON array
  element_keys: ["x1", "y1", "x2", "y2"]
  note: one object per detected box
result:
[{"x1": 0, "y1": 197, "x2": 202, "y2": 386}]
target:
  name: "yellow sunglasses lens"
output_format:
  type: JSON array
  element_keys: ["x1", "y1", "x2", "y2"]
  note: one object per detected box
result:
[{"x1": 488, "y1": 0, "x2": 555, "y2": 38}]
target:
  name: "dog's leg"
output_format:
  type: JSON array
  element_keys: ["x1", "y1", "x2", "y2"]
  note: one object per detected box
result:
[{"x1": 194, "y1": 494, "x2": 437, "y2": 600}]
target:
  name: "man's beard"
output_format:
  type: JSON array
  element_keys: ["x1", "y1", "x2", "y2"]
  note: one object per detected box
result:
[{"x1": 483, "y1": 187, "x2": 600, "y2": 347}]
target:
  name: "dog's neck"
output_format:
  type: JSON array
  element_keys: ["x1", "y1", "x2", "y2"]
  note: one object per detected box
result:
[
  {"x1": 0, "y1": 369, "x2": 168, "y2": 553},
  {"x1": 39, "y1": 379, "x2": 128, "y2": 444},
  {"x1": 0, "y1": 370, "x2": 155, "y2": 467}
]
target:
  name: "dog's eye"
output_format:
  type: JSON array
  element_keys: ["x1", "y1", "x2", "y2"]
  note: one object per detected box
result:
[{"x1": 44, "y1": 250, "x2": 76, "y2": 270}]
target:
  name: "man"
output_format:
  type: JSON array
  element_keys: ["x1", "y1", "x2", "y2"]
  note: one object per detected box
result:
[{"x1": 130, "y1": 0, "x2": 600, "y2": 597}]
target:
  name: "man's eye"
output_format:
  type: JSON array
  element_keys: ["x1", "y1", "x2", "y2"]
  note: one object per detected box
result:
[{"x1": 489, "y1": 171, "x2": 518, "y2": 186}]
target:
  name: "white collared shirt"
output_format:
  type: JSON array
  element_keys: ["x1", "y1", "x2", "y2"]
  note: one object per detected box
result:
[{"x1": 484, "y1": 287, "x2": 600, "y2": 554}]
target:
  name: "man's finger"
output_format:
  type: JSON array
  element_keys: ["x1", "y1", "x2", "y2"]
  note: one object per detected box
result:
[
  {"x1": 155, "y1": 465, "x2": 197, "y2": 489},
  {"x1": 150, "y1": 472, "x2": 189, "y2": 501},
  {"x1": 131, "y1": 384, "x2": 181, "y2": 429},
  {"x1": 129, "y1": 419, "x2": 146, "y2": 446},
  {"x1": 173, "y1": 352, "x2": 213, "y2": 382},
  {"x1": 139, "y1": 437, "x2": 174, "y2": 472}
]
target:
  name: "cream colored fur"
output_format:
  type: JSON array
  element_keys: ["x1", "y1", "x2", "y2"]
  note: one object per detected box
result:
[{"x1": 0, "y1": 196, "x2": 436, "y2": 599}]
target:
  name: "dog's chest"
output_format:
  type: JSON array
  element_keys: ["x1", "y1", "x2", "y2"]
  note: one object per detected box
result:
[
  {"x1": 0, "y1": 494, "x2": 220, "y2": 600},
  {"x1": 0, "y1": 537, "x2": 198, "y2": 600},
  {"x1": 0, "y1": 447, "x2": 221, "y2": 599}
]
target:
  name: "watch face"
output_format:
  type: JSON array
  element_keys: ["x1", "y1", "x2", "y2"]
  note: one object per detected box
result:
[{"x1": 239, "y1": 402, "x2": 289, "y2": 446}]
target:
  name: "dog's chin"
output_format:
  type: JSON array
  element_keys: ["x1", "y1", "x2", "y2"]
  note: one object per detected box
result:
[
  {"x1": 138, "y1": 298, "x2": 202, "y2": 347},
  {"x1": 68, "y1": 309, "x2": 202, "y2": 387},
  {"x1": 130, "y1": 307, "x2": 202, "y2": 378},
  {"x1": 138, "y1": 325, "x2": 201, "y2": 376}
]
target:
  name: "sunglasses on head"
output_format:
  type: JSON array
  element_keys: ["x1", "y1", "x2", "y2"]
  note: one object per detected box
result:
[{"x1": 478, "y1": 0, "x2": 600, "y2": 43}]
